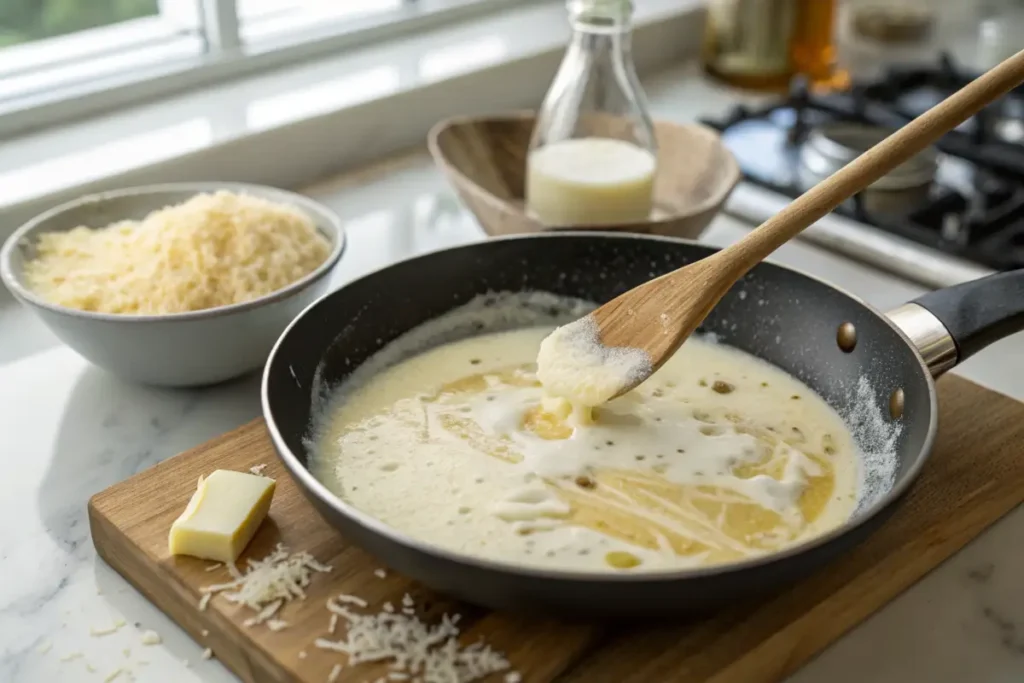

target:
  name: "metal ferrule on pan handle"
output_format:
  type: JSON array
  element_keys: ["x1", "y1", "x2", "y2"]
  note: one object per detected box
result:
[{"x1": 887, "y1": 303, "x2": 958, "y2": 377}]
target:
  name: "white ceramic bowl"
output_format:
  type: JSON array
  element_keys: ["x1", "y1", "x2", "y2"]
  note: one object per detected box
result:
[{"x1": 0, "y1": 182, "x2": 345, "y2": 387}]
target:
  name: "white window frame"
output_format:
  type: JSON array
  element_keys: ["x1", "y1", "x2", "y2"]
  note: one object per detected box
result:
[{"x1": 0, "y1": 0, "x2": 539, "y2": 139}]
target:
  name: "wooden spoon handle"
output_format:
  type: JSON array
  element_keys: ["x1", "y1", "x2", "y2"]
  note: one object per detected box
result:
[{"x1": 717, "y1": 48, "x2": 1024, "y2": 275}]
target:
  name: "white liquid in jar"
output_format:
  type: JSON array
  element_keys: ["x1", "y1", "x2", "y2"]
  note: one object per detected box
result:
[{"x1": 525, "y1": 137, "x2": 656, "y2": 226}]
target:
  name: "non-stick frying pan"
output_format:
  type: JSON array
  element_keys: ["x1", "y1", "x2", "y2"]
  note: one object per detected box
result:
[{"x1": 262, "y1": 233, "x2": 1024, "y2": 618}]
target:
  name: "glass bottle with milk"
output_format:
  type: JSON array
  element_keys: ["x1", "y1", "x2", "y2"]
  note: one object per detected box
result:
[{"x1": 526, "y1": 0, "x2": 657, "y2": 228}]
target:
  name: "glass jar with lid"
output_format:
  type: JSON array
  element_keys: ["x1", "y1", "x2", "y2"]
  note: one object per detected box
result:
[{"x1": 525, "y1": 0, "x2": 658, "y2": 228}]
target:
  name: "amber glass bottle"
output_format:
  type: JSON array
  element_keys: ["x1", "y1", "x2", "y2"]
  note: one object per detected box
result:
[{"x1": 703, "y1": 0, "x2": 839, "y2": 92}]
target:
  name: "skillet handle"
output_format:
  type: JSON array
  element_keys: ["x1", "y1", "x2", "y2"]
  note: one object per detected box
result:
[{"x1": 895, "y1": 269, "x2": 1024, "y2": 375}]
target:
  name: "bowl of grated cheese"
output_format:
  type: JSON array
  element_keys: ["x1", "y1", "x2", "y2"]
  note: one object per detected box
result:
[{"x1": 0, "y1": 183, "x2": 344, "y2": 387}]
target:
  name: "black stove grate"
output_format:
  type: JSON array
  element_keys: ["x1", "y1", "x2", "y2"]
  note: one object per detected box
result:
[{"x1": 700, "y1": 55, "x2": 1024, "y2": 271}]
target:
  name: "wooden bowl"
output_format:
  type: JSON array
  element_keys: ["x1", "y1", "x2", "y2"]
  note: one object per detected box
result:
[{"x1": 427, "y1": 113, "x2": 741, "y2": 238}]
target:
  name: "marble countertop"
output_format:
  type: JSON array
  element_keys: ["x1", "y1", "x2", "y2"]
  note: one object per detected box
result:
[{"x1": 3, "y1": 66, "x2": 1024, "y2": 682}]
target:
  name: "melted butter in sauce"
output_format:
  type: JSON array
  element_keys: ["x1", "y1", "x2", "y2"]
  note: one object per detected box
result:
[{"x1": 312, "y1": 327, "x2": 858, "y2": 573}]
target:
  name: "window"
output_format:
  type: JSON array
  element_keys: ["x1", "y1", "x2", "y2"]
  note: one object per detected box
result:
[
  {"x1": 1, "y1": 0, "x2": 163, "y2": 47},
  {"x1": 0, "y1": 2, "x2": 202, "y2": 102},
  {"x1": 0, "y1": 0, "x2": 529, "y2": 138},
  {"x1": 238, "y1": 0, "x2": 408, "y2": 43}
]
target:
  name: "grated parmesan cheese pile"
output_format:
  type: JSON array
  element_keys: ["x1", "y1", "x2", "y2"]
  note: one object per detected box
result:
[
  {"x1": 315, "y1": 593, "x2": 515, "y2": 683},
  {"x1": 197, "y1": 545, "x2": 516, "y2": 682},
  {"x1": 199, "y1": 543, "x2": 332, "y2": 629},
  {"x1": 23, "y1": 190, "x2": 332, "y2": 314}
]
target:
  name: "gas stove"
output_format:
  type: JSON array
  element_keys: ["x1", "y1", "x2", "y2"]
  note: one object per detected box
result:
[{"x1": 701, "y1": 55, "x2": 1024, "y2": 288}]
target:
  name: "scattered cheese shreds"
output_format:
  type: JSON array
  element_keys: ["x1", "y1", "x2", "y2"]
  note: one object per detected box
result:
[
  {"x1": 504, "y1": 674, "x2": 522, "y2": 683},
  {"x1": 315, "y1": 639, "x2": 348, "y2": 654},
  {"x1": 60, "y1": 652, "x2": 84, "y2": 662},
  {"x1": 267, "y1": 619, "x2": 289, "y2": 632},
  {"x1": 205, "y1": 563, "x2": 224, "y2": 572},
  {"x1": 298, "y1": 651, "x2": 308, "y2": 659},
  {"x1": 374, "y1": 569, "x2": 388, "y2": 579},
  {"x1": 201, "y1": 629, "x2": 210, "y2": 637},
  {"x1": 242, "y1": 599, "x2": 284, "y2": 627},
  {"x1": 199, "y1": 543, "x2": 331, "y2": 629},
  {"x1": 90, "y1": 623, "x2": 123, "y2": 637},
  {"x1": 104, "y1": 667, "x2": 125, "y2": 683},
  {"x1": 337, "y1": 594, "x2": 368, "y2": 608},
  {"x1": 314, "y1": 594, "x2": 513, "y2": 683},
  {"x1": 249, "y1": 464, "x2": 268, "y2": 476},
  {"x1": 37, "y1": 640, "x2": 52, "y2": 654},
  {"x1": 329, "y1": 613, "x2": 339, "y2": 634},
  {"x1": 202, "y1": 648, "x2": 214, "y2": 660},
  {"x1": 23, "y1": 190, "x2": 332, "y2": 315},
  {"x1": 327, "y1": 663, "x2": 343, "y2": 683},
  {"x1": 140, "y1": 630, "x2": 162, "y2": 645}
]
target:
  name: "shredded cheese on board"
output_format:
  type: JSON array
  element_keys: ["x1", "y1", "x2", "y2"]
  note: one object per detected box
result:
[
  {"x1": 199, "y1": 543, "x2": 332, "y2": 628},
  {"x1": 23, "y1": 191, "x2": 332, "y2": 315},
  {"x1": 314, "y1": 593, "x2": 514, "y2": 683},
  {"x1": 193, "y1": 545, "x2": 514, "y2": 681}
]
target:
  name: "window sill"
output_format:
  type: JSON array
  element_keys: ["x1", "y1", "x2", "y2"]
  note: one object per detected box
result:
[{"x1": 0, "y1": 0, "x2": 704, "y2": 241}]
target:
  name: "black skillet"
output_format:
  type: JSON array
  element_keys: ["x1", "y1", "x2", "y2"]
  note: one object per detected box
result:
[{"x1": 262, "y1": 233, "x2": 1024, "y2": 618}]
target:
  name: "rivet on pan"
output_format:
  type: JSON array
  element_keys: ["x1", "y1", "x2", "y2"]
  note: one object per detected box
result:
[
  {"x1": 889, "y1": 388, "x2": 905, "y2": 420},
  {"x1": 836, "y1": 322, "x2": 857, "y2": 353}
]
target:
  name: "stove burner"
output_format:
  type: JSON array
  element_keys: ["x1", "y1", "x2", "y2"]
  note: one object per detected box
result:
[
  {"x1": 701, "y1": 56, "x2": 1024, "y2": 271},
  {"x1": 799, "y1": 123, "x2": 937, "y2": 216}
]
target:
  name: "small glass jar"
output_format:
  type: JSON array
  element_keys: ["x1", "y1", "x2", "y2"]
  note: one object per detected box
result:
[{"x1": 525, "y1": 0, "x2": 658, "y2": 227}]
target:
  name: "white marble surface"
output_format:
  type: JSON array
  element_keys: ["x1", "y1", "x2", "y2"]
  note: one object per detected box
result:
[{"x1": 4, "y1": 73, "x2": 1024, "y2": 682}]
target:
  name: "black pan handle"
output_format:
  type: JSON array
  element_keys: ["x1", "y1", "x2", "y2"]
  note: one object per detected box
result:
[{"x1": 909, "y1": 269, "x2": 1024, "y2": 365}]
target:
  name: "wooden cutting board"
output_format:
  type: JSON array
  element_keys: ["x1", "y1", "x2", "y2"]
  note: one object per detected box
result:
[{"x1": 89, "y1": 374, "x2": 1024, "y2": 683}]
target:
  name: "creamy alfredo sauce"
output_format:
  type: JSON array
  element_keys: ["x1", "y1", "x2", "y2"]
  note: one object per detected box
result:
[{"x1": 311, "y1": 325, "x2": 860, "y2": 573}]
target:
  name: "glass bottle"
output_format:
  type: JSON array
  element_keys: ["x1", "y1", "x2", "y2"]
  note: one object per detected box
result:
[{"x1": 525, "y1": 0, "x2": 658, "y2": 228}]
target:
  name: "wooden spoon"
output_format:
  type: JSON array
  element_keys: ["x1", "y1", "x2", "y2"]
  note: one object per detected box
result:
[{"x1": 582, "y1": 49, "x2": 1024, "y2": 399}]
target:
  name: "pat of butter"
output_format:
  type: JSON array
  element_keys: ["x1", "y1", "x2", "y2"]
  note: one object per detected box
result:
[{"x1": 168, "y1": 469, "x2": 275, "y2": 563}]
